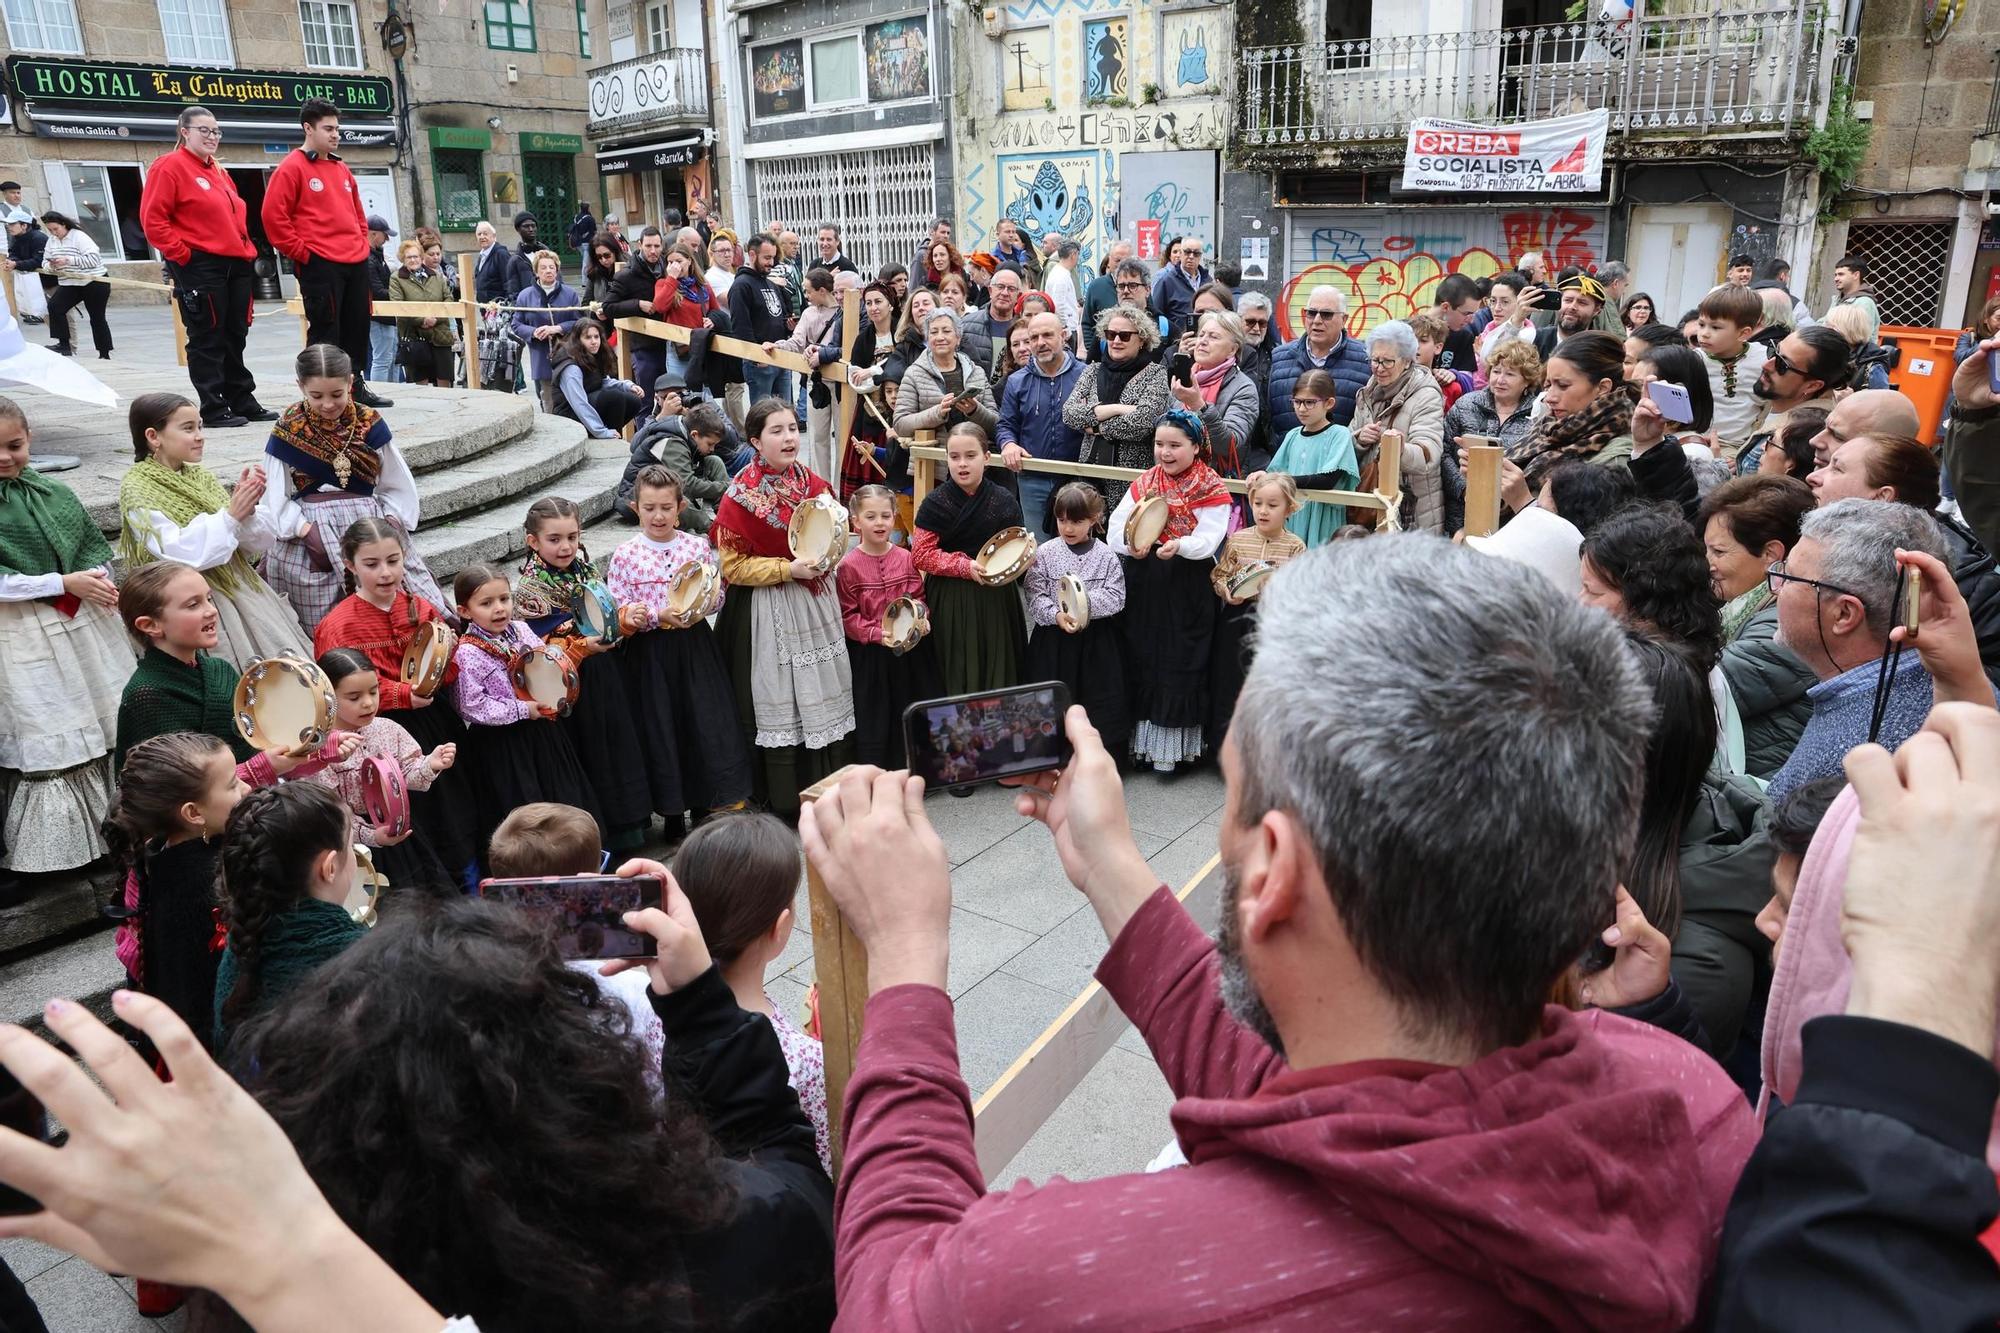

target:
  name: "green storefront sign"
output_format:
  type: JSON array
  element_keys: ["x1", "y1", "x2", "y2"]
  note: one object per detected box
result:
[
  {"x1": 427, "y1": 125, "x2": 493, "y2": 151},
  {"x1": 520, "y1": 131, "x2": 583, "y2": 155},
  {"x1": 6, "y1": 56, "x2": 392, "y2": 115}
]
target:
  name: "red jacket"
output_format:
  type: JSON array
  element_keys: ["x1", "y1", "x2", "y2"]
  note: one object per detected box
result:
[
  {"x1": 835, "y1": 887, "x2": 1760, "y2": 1331},
  {"x1": 651, "y1": 275, "x2": 719, "y2": 330},
  {"x1": 261, "y1": 149, "x2": 368, "y2": 265},
  {"x1": 138, "y1": 146, "x2": 255, "y2": 265}
]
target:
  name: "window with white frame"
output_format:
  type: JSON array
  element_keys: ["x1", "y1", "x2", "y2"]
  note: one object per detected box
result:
[
  {"x1": 645, "y1": 1, "x2": 670, "y2": 52},
  {"x1": 2, "y1": 0, "x2": 81, "y2": 53},
  {"x1": 159, "y1": 0, "x2": 233, "y2": 64},
  {"x1": 299, "y1": 0, "x2": 362, "y2": 69},
  {"x1": 807, "y1": 33, "x2": 863, "y2": 108}
]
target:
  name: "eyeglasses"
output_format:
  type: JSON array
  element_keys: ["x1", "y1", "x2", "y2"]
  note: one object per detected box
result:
[
  {"x1": 1766, "y1": 560, "x2": 1861, "y2": 602},
  {"x1": 1304, "y1": 308, "x2": 1340, "y2": 320},
  {"x1": 1290, "y1": 397, "x2": 1325, "y2": 407},
  {"x1": 1104, "y1": 329, "x2": 1139, "y2": 342},
  {"x1": 189, "y1": 125, "x2": 221, "y2": 138},
  {"x1": 1368, "y1": 356, "x2": 1400, "y2": 368},
  {"x1": 1115, "y1": 281, "x2": 1145, "y2": 291}
]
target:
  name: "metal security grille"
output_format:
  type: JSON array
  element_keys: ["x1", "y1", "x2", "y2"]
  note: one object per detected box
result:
[
  {"x1": 521, "y1": 154, "x2": 576, "y2": 241},
  {"x1": 752, "y1": 143, "x2": 936, "y2": 276},
  {"x1": 1844, "y1": 221, "x2": 1954, "y2": 327}
]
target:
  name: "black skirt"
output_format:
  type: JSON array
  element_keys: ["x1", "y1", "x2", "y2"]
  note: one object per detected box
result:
[
  {"x1": 134, "y1": 838, "x2": 223, "y2": 1052},
  {"x1": 382, "y1": 698, "x2": 480, "y2": 880},
  {"x1": 717, "y1": 589, "x2": 854, "y2": 818},
  {"x1": 1121, "y1": 554, "x2": 1219, "y2": 729},
  {"x1": 926, "y1": 575, "x2": 1025, "y2": 697},
  {"x1": 563, "y1": 649, "x2": 655, "y2": 849},
  {"x1": 619, "y1": 623, "x2": 753, "y2": 818},
  {"x1": 1025, "y1": 616, "x2": 1130, "y2": 759},
  {"x1": 459, "y1": 716, "x2": 603, "y2": 867},
  {"x1": 848, "y1": 637, "x2": 943, "y2": 769},
  {"x1": 1209, "y1": 598, "x2": 1259, "y2": 746},
  {"x1": 367, "y1": 829, "x2": 459, "y2": 900}
]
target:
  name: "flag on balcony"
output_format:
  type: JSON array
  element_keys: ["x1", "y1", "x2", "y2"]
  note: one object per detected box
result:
[{"x1": 1400, "y1": 110, "x2": 1610, "y2": 195}]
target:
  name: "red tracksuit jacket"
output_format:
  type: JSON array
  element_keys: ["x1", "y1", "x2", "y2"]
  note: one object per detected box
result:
[
  {"x1": 261, "y1": 149, "x2": 368, "y2": 266},
  {"x1": 138, "y1": 146, "x2": 255, "y2": 265}
]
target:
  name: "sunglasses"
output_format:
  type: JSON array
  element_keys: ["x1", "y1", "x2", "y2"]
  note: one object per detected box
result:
[
  {"x1": 1304, "y1": 308, "x2": 1340, "y2": 320},
  {"x1": 1768, "y1": 349, "x2": 1812, "y2": 378},
  {"x1": 1104, "y1": 329, "x2": 1139, "y2": 342}
]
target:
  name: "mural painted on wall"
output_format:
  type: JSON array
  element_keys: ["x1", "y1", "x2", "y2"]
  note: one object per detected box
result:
[
  {"x1": 1275, "y1": 208, "x2": 1609, "y2": 339},
  {"x1": 1082, "y1": 17, "x2": 1128, "y2": 101},
  {"x1": 1159, "y1": 12, "x2": 1213, "y2": 95},
  {"x1": 751, "y1": 40, "x2": 804, "y2": 119},
  {"x1": 999, "y1": 153, "x2": 1102, "y2": 264},
  {"x1": 866, "y1": 16, "x2": 931, "y2": 103},
  {"x1": 1000, "y1": 27, "x2": 1054, "y2": 111},
  {"x1": 1119, "y1": 149, "x2": 1216, "y2": 252}
]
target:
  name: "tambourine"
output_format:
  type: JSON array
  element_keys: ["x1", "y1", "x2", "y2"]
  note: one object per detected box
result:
[
  {"x1": 399, "y1": 620, "x2": 456, "y2": 699},
  {"x1": 1125, "y1": 495, "x2": 1170, "y2": 552},
  {"x1": 882, "y1": 596, "x2": 929, "y2": 654},
  {"x1": 666, "y1": 560, "x2": 721, "y2": 625},
  {"x1": 1225, "y1": 560, "x2": 1278, "y2": 601},
  {"x1": 1058, "y1": 572, "x2": 1090, "y2": 628},
  {"x1": 973, "y1": 526, "x2": 1035, "y2": 586},
  {"x1": 507, "y1": 645, "x2": 582, "y2": 717},
  {"x1": 345, "y1": 845, "x2": 386, "y2": 927},
  {"x1": 570, "y1": 579, "x2": 621, "y2": 646},
  {"x1": 787, "y1": 493, "x2": 848, "y2": 574},
  {"x1": 359, "y1": 755, "x2": 410, "y2": 839},
  {"x1": 233, "y1": 655, "x2": 336, "y2": 752}
]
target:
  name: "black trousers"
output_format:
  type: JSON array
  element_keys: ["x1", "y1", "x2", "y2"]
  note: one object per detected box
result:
[
  {"x1": 46, "y1": 281, "x2": 111, "y2": 354},
  {"x1": 296, "y1": 254, "x2": 373, "y2": 382},
  {"x1": 173, "y1": 249, "x2": 258, "y2": 420}
]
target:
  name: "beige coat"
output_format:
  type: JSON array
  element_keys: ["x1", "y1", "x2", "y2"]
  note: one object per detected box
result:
[{"x1": 1352, "y1": 369, "x2": 1447, "y2": 534}]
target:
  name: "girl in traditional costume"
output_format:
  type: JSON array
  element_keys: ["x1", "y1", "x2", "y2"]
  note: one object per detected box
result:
[
  {"x1": 601, "y1": 469, "x2": 753, "y2": 830},
  {"x1": 837, "y1": 483, "x2": 939, "y2": 768},
  {"x1": 1209, "y1": 472, "x2": 1307, "y2": 746},
  {"x1": 710, "y1": 399, "x2": 855, "y2": 818},
  {"x1": 1024, "y1": 481, "x2": 1129, "y2": 761},
  {"x1": 1108, "y1": 407, "x2": 1233, "y2": 772},
  {"x1": 0, "y1": 396, "x2": 134, "y2": 872},
  {"x1": 258, "y1": 344, "x2": 447, "y2": 633},
  {"x1": 912, "y1": 422, "x2": 1026, "y2": 696},
  {"x1": 120, "y1": 392, "x2": 308, "y2": 669},
  {"x1": 514, "y1": 496, "x2": 656, "y2": 853}
]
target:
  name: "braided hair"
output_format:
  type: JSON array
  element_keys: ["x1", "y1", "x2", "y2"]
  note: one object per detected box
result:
[
  {"x1": 215, "y1": 782, "x2": 351, "y2": 1031},
  {"x1": 101, "y1": 732, "x2": 233, "y2": 992}
]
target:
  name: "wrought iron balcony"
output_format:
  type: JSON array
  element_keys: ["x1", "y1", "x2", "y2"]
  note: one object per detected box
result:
[
  {"x1": 1239, "y1": 4, "x2": 1833, "y2": 153},
  {"x1": 586, "y1": 48, "x2": 709, "y2": 135}
]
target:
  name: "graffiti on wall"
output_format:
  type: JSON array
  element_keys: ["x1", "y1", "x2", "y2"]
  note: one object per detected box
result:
[
  {"x1": 1276, "y1": 208, "x2": 1609, "y2": 339},
  {"x1": 1160, "y1": 12, "x2": 1213, "y2": 94},
  {"x1": 981, "y1": 106, "x2": 1225, "y2": 151},
  {"x1": 1000, "y1": 26, "x2": 1054, "y2": 111},
  {"x1": 1000, "y1": 154, "x2": 1100, "y2": 262},
  {"x1": 1081, "y1": 17, "x2": 1128, "y2": 100}
]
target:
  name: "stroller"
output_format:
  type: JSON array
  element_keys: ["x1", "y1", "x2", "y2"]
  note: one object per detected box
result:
[{"x1": 475, "y1": 306, "x2": 522, "y2": 391}]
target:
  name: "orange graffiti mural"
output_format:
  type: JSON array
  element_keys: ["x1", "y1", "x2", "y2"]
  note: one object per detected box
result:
[{"x1": 1276, "y1": 249, "x2": 1507, "y2": 341}]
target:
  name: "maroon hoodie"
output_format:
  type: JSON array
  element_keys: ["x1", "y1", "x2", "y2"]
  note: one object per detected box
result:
[{"x1": 834, "y1": 887, "x2": 1758, "y2": 1330}]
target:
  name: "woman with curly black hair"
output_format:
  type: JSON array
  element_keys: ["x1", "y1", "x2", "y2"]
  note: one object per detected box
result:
[
  {"x1": 1579, "y1": 501, "x2": 1725, "y2": 669},
  {"x1": 212, "y1": 781, "x2": 360, "y2": 1052},
  {"x1": 227, "y1": 894, "x2": 836, "y2": 1333}
]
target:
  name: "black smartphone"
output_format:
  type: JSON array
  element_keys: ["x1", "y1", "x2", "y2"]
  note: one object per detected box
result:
[
  {"x1": 903, "y1": 682, "x2": 1073, "y2": 791},
  {"x1": 1170, "y1": 351, "x2": 1195, "y2": 387},
  {"x1": 0, "y1": 1065, "x2": 46, "y2": 1215},
  {"x1": 475, "y1": 873, "x2": 664, "y2": 959}
]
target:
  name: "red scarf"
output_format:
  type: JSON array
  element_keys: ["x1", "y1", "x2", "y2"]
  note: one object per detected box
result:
[
  {"x1": 712, "y1": 457, "x2": 833, "y2": 589},
  {"x1": 1133, "y1": 459, "x2": 1229, "y2": 542}
]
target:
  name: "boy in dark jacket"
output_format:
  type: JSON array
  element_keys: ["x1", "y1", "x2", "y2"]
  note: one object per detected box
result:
[{"x1": 616, "y1": 383, "x2": 741, "y2": 527}]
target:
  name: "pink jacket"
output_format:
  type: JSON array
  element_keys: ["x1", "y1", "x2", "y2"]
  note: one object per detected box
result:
[{"x1": 834, "y1": 887, "x2": 1759, "y2": 1331}]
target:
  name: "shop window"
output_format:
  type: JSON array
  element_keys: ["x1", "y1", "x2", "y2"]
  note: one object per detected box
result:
[
  {"x1": 300, "y1": 0, "x2": 363, "y2": 69},
  {"x1": 432, "y1": 148, "x2": 488, "y2": 231},
  {"x1": 484, "y1": 0, "x2": 536, "y2": 52},
  {"x1": 158, "y1": 0, "x2": 234, "y2": 65},
  {"x1": 2, "y1": 0, "x2": 81, "y2": 54}
]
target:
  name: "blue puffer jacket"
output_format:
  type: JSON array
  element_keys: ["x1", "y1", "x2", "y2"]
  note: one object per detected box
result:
[{"x1": 1266, "y1": 334, "x2": 1371, "y2": 437}]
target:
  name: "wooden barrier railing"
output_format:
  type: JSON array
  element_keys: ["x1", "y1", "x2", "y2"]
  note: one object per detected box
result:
[
  {"x1": 802, "y1": 762, "x2": 1223, "y2": 1180},
  {"x1": 279, "y1": 253, "x2": 488, "y2": 390}
]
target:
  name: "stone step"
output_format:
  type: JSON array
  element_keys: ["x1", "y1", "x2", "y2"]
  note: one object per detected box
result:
[
  {"x1": 0, "y1": 865, "x2": 121, "y2": 958},
  {"x1": 411, "y1": 414, "x2": 590, "y2": 528},
  {"x1": 0, "y1": 926, "x2": 124, "y2": 1040},
  {"x1": 413, "y1": 437, "x2": 631, "y2": 581}
]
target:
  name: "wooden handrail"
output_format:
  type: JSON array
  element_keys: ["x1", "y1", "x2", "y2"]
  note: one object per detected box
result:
[{"x1": 905, "y1": 443, "x2": 1397, "y2": 513}]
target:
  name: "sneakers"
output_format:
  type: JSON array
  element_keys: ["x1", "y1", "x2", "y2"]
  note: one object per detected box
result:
[{"x1": 352, "y1": 384, "x2": 394, "y2": 409}]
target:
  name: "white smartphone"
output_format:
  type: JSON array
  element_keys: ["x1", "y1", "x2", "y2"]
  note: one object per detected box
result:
[{"x1": 1646, "y1": 380, "x2": 1694, "y2": 425}]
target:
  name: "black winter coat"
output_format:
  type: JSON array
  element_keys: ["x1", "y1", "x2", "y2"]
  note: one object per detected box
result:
[
  {"x1": 1934, "y1": 511, "x2": 2000, "y2": 683},
  {"x1": 602, "y1": 255, "x2": 666, "y2": 353}
]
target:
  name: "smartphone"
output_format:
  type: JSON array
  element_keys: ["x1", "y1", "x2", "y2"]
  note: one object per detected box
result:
[
  {"x1": 1989, "y1": 347, "x2": 2000, "y2": 396},
  {"x1": 1900, "y1": 563, "x2": 1921, "y2": 637},
  {"x1": 903, "y1": 682, "x2": 1073, "y2": 791},
  {"x1": 0, "y1": 1066, "x2": 45, "y2": 1215},
  {"x1": 1646, "y1": 379, "x2": 1694, "y2": 425},
  {"x1": 475, "y1": 873, "x2": 664, "y2": 959},
  {"x1": 1170, "y1": 351, "x2": 1195, "y2": 387}
]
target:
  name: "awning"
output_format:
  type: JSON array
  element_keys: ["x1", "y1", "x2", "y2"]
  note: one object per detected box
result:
[
  {"x1": 595, "y1": 134, "x2": 704, "y2": 175},
  {"x1": 27, "y1": 109, "x2": 396, "y2": 145}
]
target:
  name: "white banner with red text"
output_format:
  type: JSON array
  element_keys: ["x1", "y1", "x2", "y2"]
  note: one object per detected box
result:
[{"x1": 1400, "y1": 110, "x2": 1610, "y2": 194}]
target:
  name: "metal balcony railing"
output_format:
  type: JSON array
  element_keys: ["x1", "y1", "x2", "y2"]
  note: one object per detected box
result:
[
  {"x1": 1239, "y1": 4, "x2": 1830, "y2": 150},
  {"x1": 1981, "y1": 51, "x2": 2000, "y2": 138},
  {"x1": 586, "y1": 48, "x2": 709, "y2": 133}
]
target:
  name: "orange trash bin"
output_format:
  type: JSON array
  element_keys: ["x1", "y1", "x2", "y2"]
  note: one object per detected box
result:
[{"x1": 1879, "y1": 325, "x2": 1966, "y2": 445}]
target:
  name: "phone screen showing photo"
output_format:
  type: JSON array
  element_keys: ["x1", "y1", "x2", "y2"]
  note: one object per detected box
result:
[
  {"x1": 475, "y1": 874, "x2": 664, "y2": 959},
  {"x1": 903, "y1": 682, "x2": 1073, "y2": 790}
]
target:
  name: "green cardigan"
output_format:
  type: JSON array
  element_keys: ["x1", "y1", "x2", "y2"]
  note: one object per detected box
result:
[
  {"x1": 115, "y1": 646, "x2": 254, "y2": 769},
  {"x1": 213, "y1": 897, "x2": 366, "y2": 1051}
]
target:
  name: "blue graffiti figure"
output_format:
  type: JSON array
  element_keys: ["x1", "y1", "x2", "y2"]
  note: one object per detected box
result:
[
  {"x1": 1005, "y1": 160, "x2": 1095, "y2": 260},
  {"x1": 1176, "y1": 26, "x2": 1209, "y2": 87},
  {"x1": 1308, "y1": 227, "x2": 1370, "y2": 264},
  {"x1": 1143, "y1": 182, "x2": 1190, "y2": 228}
]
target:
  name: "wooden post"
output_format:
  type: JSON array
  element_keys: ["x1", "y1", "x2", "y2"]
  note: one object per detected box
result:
[
  {"x1": 833, "y1": 287, "x2": 861, "y2": 482},
  {"x1": 458, "y1": 253, "x2": 483, "y2": 391},
  {"x1": 1376, "y1": 429, "x2": 1403, "y2": 531},
  {"x1": 1462, "y1": 439, "x2": 1503, "y2": 538},
  {"x1": 169, "y1": 284, "x2": 189, "y2": 367},
  {"x1": 1, "y1": 267, "x2": 16, "y2": 323},
  {"x1": 800, "y1": 766, "x2": 871, "y2": 1176},
  {"x1": 911, "y1": 430, "x2": 937, "y2": 505}
]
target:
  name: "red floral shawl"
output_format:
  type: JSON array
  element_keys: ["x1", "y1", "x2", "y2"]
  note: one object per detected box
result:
[
  {"x1": 712, "y1": 458, "x2": 834, "y2": 589},
  {"x1": 1131, "y1": 459, "x2": 1230, "y2": 542}
]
